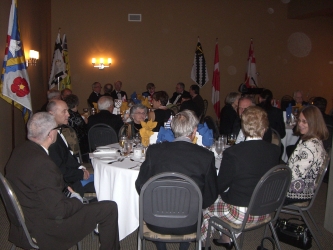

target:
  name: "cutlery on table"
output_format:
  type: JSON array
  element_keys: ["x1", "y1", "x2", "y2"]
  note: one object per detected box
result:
[{"x1": 108, "y1": 158, "x2": 124, "y2": 164}]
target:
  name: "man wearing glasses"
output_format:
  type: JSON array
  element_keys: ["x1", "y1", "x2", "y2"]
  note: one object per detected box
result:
[{"x1": 5, "y1": 112, "x2": 119, "y2": 250}]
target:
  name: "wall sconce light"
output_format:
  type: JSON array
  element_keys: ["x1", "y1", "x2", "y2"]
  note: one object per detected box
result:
[
  {"x1": 27, "y1": 50, "x2": 39, "y2": 66},
  {"x1": 92, "y1": 58, "x2": 111, "y2": 69}
]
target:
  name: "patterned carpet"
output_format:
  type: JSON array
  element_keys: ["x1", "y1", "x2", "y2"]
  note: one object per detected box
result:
[{"x1": 1, "y1": 183, "x2": 333, "y2": 250}]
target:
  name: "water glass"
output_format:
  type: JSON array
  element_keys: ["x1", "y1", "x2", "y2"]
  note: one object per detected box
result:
[
  {"x1": 215, "y1": 140, "x2": 224, "y2": 159},
  {"x1": 124, "y1": 140, "x2": 133, "y2": 155},
  {"x1": 119, "y1": 136, "x2": 127, "y2": 148}
]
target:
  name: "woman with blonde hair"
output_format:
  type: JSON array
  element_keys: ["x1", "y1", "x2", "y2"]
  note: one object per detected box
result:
[
  {"x1": 284, "y1": 105, "x2": 328, "y2": 205},
  {"x1": 201, "y1": 106, "x2": 280, "y2": 249}
]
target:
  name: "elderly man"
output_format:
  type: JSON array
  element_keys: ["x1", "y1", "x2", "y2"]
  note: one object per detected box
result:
[
  {"x1": 88, "y1": 82, "x2": 102, "y2": 107},
  {"x1": 39, "y1": 89, "x2": 61, "y2": 111},
  {"x1": 87, "y1": 96, "x2": 124, "y2": 134},
  {"x1": 135, "y1": 110, "x2": 218, "y2": 250},
  {"x1": 111, "y1": 80, "x2": 127, "y2": 100},
  {"x1": 5, "y1": 112, "x2": 119, "y2": 250},
  {"x1": 47, "y1": 100, "x2": 94, "y2": 196},
  {"x1": 169, "y1": 82, "x2": 190, "y2": 105},
  {"x1": 290, "y1": 90, "x2": 308, "y2": 107}
]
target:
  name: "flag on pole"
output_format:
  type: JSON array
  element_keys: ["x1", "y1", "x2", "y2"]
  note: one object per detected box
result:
[
  {"x1": 0, "y1": 0, "x2": 32, "y2": 123},
  {"x1": 62, "y1": 34, "x2": 71, "y2": 90},
  {"x1": 191, "y1": 37, "x2": 209, "y2": 88},
  {"x1": 212, "y1": 40, "x2": 220, "y2": 119},
  {"x1": 48, "y1": 32, "x2": 66, "y2": 90},
  {"x1": 244, "y1": 39, "x2": 258, "y2": 88}
]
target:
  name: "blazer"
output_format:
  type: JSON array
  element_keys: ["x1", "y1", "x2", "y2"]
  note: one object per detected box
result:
[
  {"x1": 111, "y1": 90, "x2": 127, "y2": 101},
  {"x1": 135, "y1": 140, "x2": 218, "y2": 209},
  {"x1": 219, "y1": 104, "x2": 238, "y2": 135},
  {"x1": 217, "y1": 140, "x2": 280, "y2": 207},
  {"x1": 169, "y1": 90, "x2": 190, "y2": 105},
  {"x1": 87, "y1": 110, "x2": 124, "y2": 135},
  {"x1": 179, "y1": 99, "x2": 201, "y2": 118},
  {"x1": 257, "y1": 104, "x2": 286, "y2": 139},
  {"x1": 87, "y1": 91, "x2": 101, "y2": 107}
]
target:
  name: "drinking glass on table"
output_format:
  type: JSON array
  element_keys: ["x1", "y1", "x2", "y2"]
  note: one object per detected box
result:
[
  {"x1": 119, "y1": 136, "x2": 127, "y2": 149},
  {"x1": 133, "y1": 133, "x2": 141, "y2": 146},
  {"x1": 228, "y1": 133, "x2": 236, "y2": 146},
  {"x1": 215, "y1": 140, "x2": 224, "y2": 159},
  {"x1": 124, "y1": 140, "x2": 133, "y2": 156}
]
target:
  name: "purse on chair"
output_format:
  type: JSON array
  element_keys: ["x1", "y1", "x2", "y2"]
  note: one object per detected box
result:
[{"x1": 274, "y1": 218, "x2": 312, "y2": 249}]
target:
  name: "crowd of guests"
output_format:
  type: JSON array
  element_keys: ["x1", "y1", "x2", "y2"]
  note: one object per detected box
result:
[{"x1": 3, "y1": 82, "x2": 332, "y2": 250}]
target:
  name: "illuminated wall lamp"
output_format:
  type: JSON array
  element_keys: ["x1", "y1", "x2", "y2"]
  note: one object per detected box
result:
[
  {"x1": 27, "y1": 50, "x2": 39, "y2": 66},
  {"x1": 92, "y1": 58, "x2": 111, "y2": 69}
]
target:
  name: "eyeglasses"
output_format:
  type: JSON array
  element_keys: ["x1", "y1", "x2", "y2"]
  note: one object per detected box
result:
[
  {"x1": 297, "y1": 118, "x2": 308, "y2": 125},
  {"x1": 48, "y1": 125, "x2": 62, "y2": 136},
  {"x1": 134, "y1": 112, "x2": 146, "y2": 115}
]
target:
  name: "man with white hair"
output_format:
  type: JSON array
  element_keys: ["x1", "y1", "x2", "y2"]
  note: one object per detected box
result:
[
  {"x1": 135, "y1": 110, "x2": 218, "y2": 250},
  {"x1": 47, "y1": 99, "x2": 95, "y2": 196},
  {"x1": 88, "y1": 81, "x2": 102, "y2": 107},
  {"x1": 6, "y1": 112, "x2": 120, "y2": 250},
  {"x1": 87, "y1": 96, "x2": 124, "y2": 134}
]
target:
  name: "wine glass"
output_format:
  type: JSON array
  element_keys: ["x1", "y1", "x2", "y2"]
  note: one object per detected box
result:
[
  {"x1": 133, "y1": 133, "x2": 141, "y2": 146},
  {"x1": 124, "y1": 140, "x2": 133, "y2": 156},
  {"x1": 215, "y1": 140, "x2": 224, "y2": 159},
  {"x1": 228, "y1": 133, "x2": 236, "y2": 146},
  {"x1": 119, "y1": 136, "x2": 127, "y2": 149}
]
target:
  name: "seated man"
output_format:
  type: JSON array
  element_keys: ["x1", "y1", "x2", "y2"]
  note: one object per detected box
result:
[
  {"x1": 5, "y1": 112, "x2": 119, "y2": 250},
  {"x1": 87, "y1": 96, "x2": 124, "y2": 135},
  {"x1": 289, "y1": 90, "x2": 308, "y2": 107},
  {"x1": 169, "y1": 82, "x2": 190, "y2": 105},
  {"x1": 135, "y1": 110, "x2": 218, "y2": 250},
  {"x1": 88, "y1": 82, "x2": 102, "y2": 107},
  {"x1": 47, "y1": 100, "x2": 95, "y2": 196},
  {"x1": 189, "y1": 84, "x2": 205, "y2": 119},
  {"x1": 111, "y1": 80, "x2": 127, "y2": 101},
  {"x1": 179, "y1": 92, "x2": 200, "y2": 118}
]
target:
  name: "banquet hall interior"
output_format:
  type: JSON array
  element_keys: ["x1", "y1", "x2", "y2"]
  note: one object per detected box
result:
[{"x1": 0, "y1": 0, "x2": 333, "y2": 249}]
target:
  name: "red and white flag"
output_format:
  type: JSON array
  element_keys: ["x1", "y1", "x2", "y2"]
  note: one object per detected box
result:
[
  {"x1": 212, "y1": 40, "x2": 220, "y2": 119},
  {"x1": 244, "y1": 39, "x2": 258, "y2": 88}
]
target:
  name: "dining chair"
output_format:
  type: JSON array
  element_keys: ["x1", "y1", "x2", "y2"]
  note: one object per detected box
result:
[
  {"x1": 139, "y1": 172, "x2": 202, "y2": 250},
  {"x1": 205, "y1": 165, "x2": 292, "y2": 250},
  {"x1": 0, "y1": 173, "x2": 82, "y2": 250},
  {"x1": 271, "y1": 128, "x2": 282, "y2": 148},
  {"x1": 200, "y1": 99, "x2": 208, "y2": 123},
  {"x1": 88, "y1": 123, "x2": 118, "y2": 152},
  {"x1": 280, "y1": 149, "x2": 331, "y2": 250}
]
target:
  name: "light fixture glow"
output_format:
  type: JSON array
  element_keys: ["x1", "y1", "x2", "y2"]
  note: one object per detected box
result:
[{"x1": 92, "y1": 57, "x2": 111, "y2": 69}]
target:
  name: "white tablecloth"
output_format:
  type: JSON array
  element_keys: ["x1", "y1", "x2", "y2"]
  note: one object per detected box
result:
[
  {"x1": 281, "y1": 124, "x2": 299, "y2": 163},
  {"x1": 92, "y1": 155, "x2": 140, "y2": 241}
]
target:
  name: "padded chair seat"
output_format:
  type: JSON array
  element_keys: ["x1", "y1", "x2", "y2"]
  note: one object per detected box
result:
[
  {"x1": 216, "y1": 215, "x2": 272, "y2": 230},
  {"x1": 288, "y1": 201, "x2": 310, "y2": 207},
  {"x1": 143, "y1": 222, "x2": 197, "y2": 241}
]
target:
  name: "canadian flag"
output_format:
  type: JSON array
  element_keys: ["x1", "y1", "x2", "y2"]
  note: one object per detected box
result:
[
  {"x1": 244, "y1": 39, "x2": 258, "y2": 88},
  {"x1": 212, "y1": 40, "x2": 220, "y2": 119}
]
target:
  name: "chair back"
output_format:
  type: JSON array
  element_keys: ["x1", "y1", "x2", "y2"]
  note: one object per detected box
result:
[
  {"x1": 62, "y1": 125, "x2": 83, "y2": 164},
  {"x1": 204, "y1": 116, "x2": 220, "y2": 139},
  {"x1": 271, "y1": 128, "x2": 281, "y2": 148},
  {"x1": 242, "y1": 165, "x2": 291, "y2": 230},
  {"x1": 280, "y1": 95, "x2": 293, "y2": 111},
  {"x1": 88, "y1": 123, "x2": 118, "y2": 152},
  {"x1": 200, "y1": 99, "x2": 208, "y2": 123},
  {"x1": 139, "y1": 172, "x2": 202, "y2": 239},
  {"x1": 0, "y1": 173, "x2": 39, "y2": 249},
  {"x1": 323, "y1": 124, "x2": 333, "y2": 151}
]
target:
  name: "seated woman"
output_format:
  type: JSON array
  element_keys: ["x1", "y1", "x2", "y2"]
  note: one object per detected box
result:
[
  {"x1": 201, "y1": 106, "x2": 281, "y2": 249},
  {"x1": 148, "y1": 91, "x2": 174, "y2": 132},
  {"x1": 119, "y1": 103, "x2": 148, "y2": 139},
  {"x1": 219, "y1": 92, "x2": 240, "y2": 135},
  {"x1": 64, "y1": 94, "x2": 89, "y2": 156},
  {"x1": 284, "y1": 105, "x2": 328, "y2": 205}
]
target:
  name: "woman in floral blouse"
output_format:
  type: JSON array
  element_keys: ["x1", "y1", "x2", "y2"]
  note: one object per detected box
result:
[{"x1": 285, "y1": 105, "x2": 328, "y2": 205}]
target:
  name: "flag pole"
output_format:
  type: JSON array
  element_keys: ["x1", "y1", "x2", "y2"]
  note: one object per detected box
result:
[{"x1": 11, "y1": 101, "x2": 15, "y2": 150}]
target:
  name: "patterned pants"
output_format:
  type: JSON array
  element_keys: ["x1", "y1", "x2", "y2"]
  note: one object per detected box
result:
[{"x1": 201, "y1": 196, "x2": 269, "y2": 243}]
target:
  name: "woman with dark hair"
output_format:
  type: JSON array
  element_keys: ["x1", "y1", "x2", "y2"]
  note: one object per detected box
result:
[
  {"x1": 148, "y1": 91, "x2": 174, "y2": 132},
  {"x1": 201, "y1": 106, "x2": 280, "y2": 249},
  {"x1": 64, "y1": 94, "x2": 89, "y2": 155},
  {"x1": 257, "y1": 89, "x2": 286, "y2": 138},
  {"x1": 219, "y1": 92, "x2": 241, "y2": 135},
  {"x1": 284, "y1": 105, "x2": 328, "y2": 205}
]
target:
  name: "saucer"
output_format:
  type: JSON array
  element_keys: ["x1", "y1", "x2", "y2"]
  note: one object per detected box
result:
[
  {"x1": 99, "y1": 156, "x2": 117, "y2": 163},
  {"x1": 130, "y1": 157, "x2": 145, "y2": 163}
]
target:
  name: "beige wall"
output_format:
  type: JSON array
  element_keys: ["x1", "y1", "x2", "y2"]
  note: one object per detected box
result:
[{"x1": 0, "y1": 0, "x2": 332, "y2": 172}]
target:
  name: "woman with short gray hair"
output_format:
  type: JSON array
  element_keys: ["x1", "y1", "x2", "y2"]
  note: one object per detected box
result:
[
  {"x1": 219, "y1": 92, "x2": 241, "y2": 135},
  {"x1": 119, "y1": 104, "x2": 148, "y2": 139}
]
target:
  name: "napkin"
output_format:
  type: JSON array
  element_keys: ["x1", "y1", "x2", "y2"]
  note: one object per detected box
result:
[
  {"x1": 131, "y1": 92, "x2": 141, "y2": 104},
  {"x1": 141, "y1": 98, "x2": 151, "y2": 109},
  {"x1": 157, "y1": 127, "x2": 175, "y2": 143},
  {"x1": 197, "y1": 123, "x2": 214, "y2": 147},
  {"x1": 286, "y1": 103, "x2": 292, "y2": 119},
  {"x1": 120, "y1": 101, "x2": 129, "y2": 114},
  {"x1": 139, "y1": 120, "x2": 157, "y2": 147}
]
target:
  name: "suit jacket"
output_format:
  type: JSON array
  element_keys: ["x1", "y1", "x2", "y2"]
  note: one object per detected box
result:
[
  {"x1": 179, "y1": 99, "x2": 200, "y2": 118},
  {"x1": 169, "y1": 90, "x2": 190, "y2": 105},
  {"x1": 219, "y1": 104, "x2": 238, "y2": 135},
  {"x1": 135, "y1": 140, "x2": 218, "y2": 209},
  {"x1": 87, "y1": 91, "x2": 101, "y2": 107},
  {"x1": 87, "y1": 110, "x2": 124, "y2": 135},
  {"x1": 257, "y1": 104, "x2": 286, "y2": 139},
  {"x1": 192, "y1": 94, "x2": 205, "y2": 118},
  {"x1": 111, "y1": 90, "x2": 127, "y2": 100},
  {"x1": 217, "y1": 140, "x2": 280, "y2": 207},
  {"x1": 5, "y1": 141, "x2": 85, "y2": 249}
]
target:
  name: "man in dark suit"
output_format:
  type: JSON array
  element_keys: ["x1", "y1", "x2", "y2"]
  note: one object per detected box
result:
[
  {"x1": 5, "y1": 112, "x2": 119, "y2": 250},
  {"x1": 135, "y1": 110, "x2": 218, "y2": 250},
  {"x1": 189, "y1": 84, "x2": 205, "y2": 119},
  {"x1": 87, "y1": 96, "x2": 124, "y2": 134},
  {"x1": 169, "y1": 82, "x2": 190, "y2": 105},
  {"x1": 110, "y1": 80, "x2": 127, "y2": 101},
  {"x1": 289, "y1": 90, "x2": 308, "y2": 107},
  {"x1": 87, "y1": 82, "x2": 102, "y2": 107},
  {"x1": 47, "y1": 100, "x2": 94, "y2": 196},
  {"x1": 179, "y1": 91, "x2": 201, "y2": 118}
]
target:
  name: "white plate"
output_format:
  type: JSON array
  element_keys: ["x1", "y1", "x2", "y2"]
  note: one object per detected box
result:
[
  {"x1": 96, "y1": 146, "x2": 117, "y2": 153},
  {"x1": 99, "y1": 156, "x2": 117, "y2": 163},
  {"x1": 130, "y1": 157, "x2": 145, "y2": 163}
]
